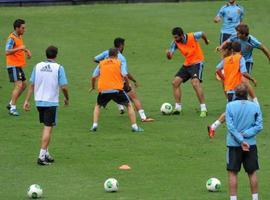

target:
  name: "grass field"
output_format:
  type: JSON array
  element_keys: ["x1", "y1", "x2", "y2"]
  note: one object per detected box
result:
[{"x1": 0, "y1": 0, "x2": 270, "y2": 199}]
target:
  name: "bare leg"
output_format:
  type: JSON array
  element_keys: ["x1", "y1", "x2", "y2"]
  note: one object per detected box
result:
[
  {"x1": 127, "y1": 103, "x2": 136, "y2": 125},
  {"x1": 41, "y1": 126, "x2": 53, "y2": 150},
  {"x1": 191, "y1": 78, "x2": 205, "y2": 104},
  {"x1": 242, "y1": 77, "x2": 256, "y2": 99},
  {"x1": 172, "y1": 76, "x2": 183, "y2": 103},
  {"x1": 248, "y1": 171, "x2": 258, "y2": 194},
  {"x1": 127, "y1": 90, "x2": 143, "y2": 111},
  {"x1": 228, "y1": 171, "x2": 238, "y2": 197},
  {"x1": 93, "y1": 104, "x2": 100, "y2": 124},
  {"x1": 11, "y1": 80, "x2": 27, "y2": 105}
]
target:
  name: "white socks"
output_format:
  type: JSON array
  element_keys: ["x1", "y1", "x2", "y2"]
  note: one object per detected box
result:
[
  {"x1": 200, "y1": 104, "x2": 207, "y2": 112},
  {"x1": 92, "y1": 123, "x2": 98, "y2": 128},
  {"x1": 175, "y1": 103, "x2": 182, "y2": 111},
  {"x1": 252, "y1": 193, "x2": 258, "y2": 200},
  {"x1": 11, "y1": 104, "x2": 16, "y2": 110},
  {"x1": 39, "y1": 149, "x2": 46, "y2": 160},
  {"x1": 211, "y1": 120, "x2": 221, "y2": 130},
  {"x1": 138, "y1": 109, "x2": 146, "y2": 120},
  {"x1": 131, "y1": 124, "x2": 138, "y2": 130},
  {"x1": 230, "y1": 196, "x2": 237, "y2": 200}
]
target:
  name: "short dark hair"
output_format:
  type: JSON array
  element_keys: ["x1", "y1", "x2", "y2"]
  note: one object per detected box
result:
[
  {"x1": 235, "y1": 83, "x2": 248, "y2": 100},
  {"x1": 236, "y1": 24, "x2": 249, "y2": 36},
  {"x1": 108, "y1": 48, "x2": 118, "y2": 57},
  {"x1": 13, "y1": 19, "x2": 25, "y2": 30},
  {"x1": 231, "y1": 41, "x2": 242, "y2": 52},
  {"x1": 172, "y1": 27, "x2": 184, "y2": 36},
  {"x1": 46, "y1": 45, "x2": 58, "y2": 59},
  {"x1": 114, "y1": 37, "x2": 125, "y2": 48}
]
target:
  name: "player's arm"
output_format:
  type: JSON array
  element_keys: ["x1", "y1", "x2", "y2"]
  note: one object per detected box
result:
[
  {"x1": 242, "y1": 73, "x2": 256, "y2": 86},
  {"x1": 123, "y1": 75, "x2": 131, "y2": 91},
  {"x1": 216, "y1": 60, "x2": 224, "y2": 80},
  {"x1": 242, "y1": 107, "x2": 263, "y2": 138},
  {"x1": 166, "y1": 41, "x2": 176, "y2": 60},
  {"x1": 90, "y1": 66, "x2": 100, "y2": 91},
  {"x1": 201, "y1": 32, "x2": 209, "y2": 45},
  {"x1": 214, "y1": 7, "x2": 224, "y2": 23},
  {"x1": 216, "y1": 39, "x2": 230, "y2": 52},
  {"x1": 5, "y1": 38, "x2": 27, "y2": 55},
  {"x1": 93, "y1": 50, "x2": 108, "y2": 63},
  {"x1": 258, "y1": 44, "x2": 270, "y2": 63},
  {"x1": 58, "y1": 66, "x2": 69, "y2": 105},
  {"x1": 127, "y1": 73, "x2": 138, "y2": 87},
  {"x1": 61, "y1": 85, "x2": 69, "y2": 106},
  {"x1": 23, "y1": 83, "x2": 34, "y2": 111}
]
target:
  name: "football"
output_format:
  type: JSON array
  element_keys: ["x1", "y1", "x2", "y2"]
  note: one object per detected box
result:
[
  {"x1": 27, "y1": 184, "x2": 43, "y2": 199},
  {"x1": 160, "y1": 103, "x2": 173, "y2": 115},
  {"x1": 206, "y1": 177, "x2": 221, "y2": 192},
  {"x1": 104, "y1": 178, "x2": 119, "y2": 192}
]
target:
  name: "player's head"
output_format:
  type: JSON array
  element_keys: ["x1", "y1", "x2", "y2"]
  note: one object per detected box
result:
[
  {"x1": 228, "y1": 0, "x2": 236, "y2": 5},
  {"x1": 114, "y1": 37, "x2": 125, "y2": 53},
  {"x1": 108, "y1": 48, "x2": 118, "y2": 58},
  {"x1": 46, "y1": 45, "x2": 58, "y2": 59},
  {"x1": 236, "y1": 24, "x2": 249, "y2": 39},
  {"x1": 172, "y1": 27, "x2": 184, "y2": 43},
  {"x1": 231, "y1": 41, "x2": 241, "y2": 53},
  {"x1": 13, "y1": 19, "x2": 25, "y2": 35},
  {"x1": 221, "y1": 42, "x2": 233, "y2": 58},
  {"x1": 235, "y1": 83, "x2": 248, "y2": 100}
]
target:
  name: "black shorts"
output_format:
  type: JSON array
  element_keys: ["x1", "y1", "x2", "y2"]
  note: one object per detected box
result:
[
  {"x1": 226, "y1": 145, "x2": 259, "y2": 174},
  {"x1": 123, "y1": 82, "x2": 132, "y2": 93},
  {"x1": 97, "y1": 90, "x2": 130, "y2": 108},
  {"x1": 7, "y1": 67, "x2": 26, "y2": 82},
  {"x1": 37, "y1": 106, "x2": 57, "y2": 127},
  {"x1": 175, "y1": 63, "x2": 204, "y2": 83},
  {"x1": 220, "y1": 33, "x2": 232, "y2": 45},
  {"x1": 246, "y1": 62, "x2": 253, "y2": 75}
]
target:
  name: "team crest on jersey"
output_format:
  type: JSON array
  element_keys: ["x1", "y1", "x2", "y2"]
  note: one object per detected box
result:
[
  {"x1": 40, "y1": 65, "x2": 53, "y2": 72},
  {"x1": 237, "y1": 9, "x2": 241, "y2": 14}
]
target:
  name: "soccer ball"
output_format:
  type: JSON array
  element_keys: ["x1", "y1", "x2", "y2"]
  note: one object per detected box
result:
[
  {"x1": 104, "y1": 178, "x2": 119, "y2": 192},
  {"x1": 27, "y1": 184, "x2": 43, "y2": 198},
  {"x1": 206, "y1": 177, "x2": 221, "y2": 192},
  {"x1": 160, "y1": 103, "x2": 173, "y2": 115}
]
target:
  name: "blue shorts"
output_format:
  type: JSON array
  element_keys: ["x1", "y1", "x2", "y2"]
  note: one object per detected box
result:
[{"x1": 220, "y1": 33, "x2": 232, "y2": 45}]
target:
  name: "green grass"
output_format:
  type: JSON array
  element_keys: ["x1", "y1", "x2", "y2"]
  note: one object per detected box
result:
[{"x1": 0, "y1": 0, "x2": 270, "y2": 199}]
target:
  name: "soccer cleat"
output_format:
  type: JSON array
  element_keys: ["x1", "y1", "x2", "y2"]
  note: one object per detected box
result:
[
  {"x1": 207, "y1": 125, "x2": 215, "y2": 138},
  {"x1": 37, "y1": 158, "x2": 51, "y2": 166},
  {"x1": 120, "y1": 109, "x2": 125, "y2": 115},
  {"x1": 6, "y1": 104, "x2": 11, "y2": 111},
  {"x1": 200, "y1": 110, "x2": 207, "y2": 118},
  {"x1": 132, "y1": 127, "x2": 144, "y2": 132},
  {"x1": 172, "y1": 109, "x2": 181, "y2": 115},
  {"x1": 141, "y1": 117, "x2": 155, "y2": 122},
  {"x1": 45, "y1": 155, "x2": 54, "y2": 163},
  {"x1": 9, "y1": 108, "x2": 19, "y2": 116},
  {"x1": 90, "y1": 127, "x2": 97, "y2": 132}
]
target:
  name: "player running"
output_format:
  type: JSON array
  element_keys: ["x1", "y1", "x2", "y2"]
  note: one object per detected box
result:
[
  {"x1": 166, "y1": 27, "x2": 209, "y2": 117},
  {"x1": 93, "y1": 37, "x2": 154, "y2": 122},
  {"x1": 214, "y1": 0, "x2": 244, "y2": 44},
  {"x1": 90, "y1": 48, "x2": 143, "y2": 132}
]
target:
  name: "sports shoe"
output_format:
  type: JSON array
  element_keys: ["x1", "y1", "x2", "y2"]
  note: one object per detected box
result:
[
  {"x1": 141, "y1": 117, "x2": 155, "y2": 122},
  {"x1": 172, "y1": 109, "x2": 181, "y2": 115},
  {"x1": 90, "y1": 127, "x2": 97, "y2": 132},
  {"x1": 6, "y1": 104, "x2": 11, "y2": 111},
  {"x1": 200, "y1": 110, "x2": 207, "y2": 118},
  {"x1": 132, "y1": 127, "x2": 144, "y2": 132},
  {"x1": 207, "y1": 125, "x2": 215, "y2": 138},
  {"x1": 37, "y1": 158, "x2": 51, "y2": 166},
  {"x1": 9, "y1": 108, "x2": 19, "y2": 116},
  {"x1": 45, "y1": 155, "x2": 55, "y2": 163}
]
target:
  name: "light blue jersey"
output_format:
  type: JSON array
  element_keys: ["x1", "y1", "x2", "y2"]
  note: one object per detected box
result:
[
  {"x1": 228, "y1": 35, "x2": 261, "y2": 63},
  {"x1": 226, "y1": 100, "x2": 263, "y2": 147},
  {"x1": 6, "y1": 32, "x2": 17, "y2": 69},
  {"x1": 30, "y1": 60, "x2": 68, "y2": 107},
  {"x1": 217, "y1": 3, "x2": 244, "y2": 34},
  {"x1": 169, "y1": 32, "x2": 203, "y2": 54},
  {"x1": 94, "y1": 50, "x2": 128, "y2": 72}
]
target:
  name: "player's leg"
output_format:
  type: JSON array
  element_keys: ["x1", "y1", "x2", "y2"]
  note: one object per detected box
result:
[
  {"x1": 208, "y1": 112, "x2": 225, "y2": 138},
  {"x1": 228, "y1": 171, "x2": 238, "y2": 200},
  {"x1": 189, "y1": 63, "x2": 207, "y2": 117},
  {"x1": 90, "y1": 103, "x2": 100, "y2": 131},
  {"x1": 248, "y1": 172, "x2": 259, "y2": 200}
]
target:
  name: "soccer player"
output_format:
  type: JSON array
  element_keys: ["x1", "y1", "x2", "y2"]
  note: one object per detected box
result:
[
  {"x1": 90, "y1": 48, "x2": 143, "y2": 132},
  {"x1": 23, "y1": 46, "x2": 69, "y2": 166},
  {"x1": 218, "y1": 24, "x2": 270, "y2": 104},
  {"x1": 93, "y1": 37, "x2": 154, "y2": 122},
  {"x1": 214, "y1": 0, "x2": 244, "y2": 44},
  {"x1": 225, "y1": 83, "x2": 263, "y2": 200},
  {"x1": 166, "y1": 27, "x2": 209, "y2": 117},
  {"x1": 6, "y1": 19, "x2": 31, "y2": 116},
  {"x1": 208, "y1": 42, "x2": 256, "y2": 138}
]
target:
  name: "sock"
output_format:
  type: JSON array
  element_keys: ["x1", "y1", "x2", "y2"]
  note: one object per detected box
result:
[
  {"x1": 117, "y1": 104, "x2": 124, "y2": 111},
  {"x1": 175, "y1": 103, "x2": 182, "y2": 111},
  {"x1": 253, "y1": 97, "x2": 259, "y2": 105},
  {"x1": 252, "y1": 193, "x2": 258, "y2": 200},
  {"x1": 11, "y1": 105, "x2": 16, "y2": 110},
  {"x1": 131, "y1": 124, "x2": 138, "y2": 130},
  {"x1": 39, "y1": 149, "x2": 46, "y2": 160},
  {"x1": 200, "y1": 104, "x2": 207, "y2": 112},
  {"x1": 45, "y1": 149, "x2": 50, "y2": 156},
  {"x1": 230, "y1": 196, "x2": 237, "y2": 200},
  {"x1": 138, "y1": 109, "x2": 146, "y2": 120},
  {"x1": 92, "y1": 123, "x2": 98, "y2": 128},
  {"x1": 9, "y1": 100, "x2": 12, "y2": 105},
  {"x1": 211, "y1": 120, "x2": 221, "y2": 130}
]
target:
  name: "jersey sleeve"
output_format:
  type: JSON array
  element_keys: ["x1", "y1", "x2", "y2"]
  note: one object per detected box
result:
[
  {"x1": 216, "y1": 6, "x2": 225, "y2": 18},
  {"x1": 216, "y1": 60, "x2": 224, "y2": 70},
  {"x1": 240, "y1": 57, "x2": 247, "y2": 73},
  {"x1": 94, "y1": 50, "x2": 109, "y2": 62},
  {"x1": 168, "y1": 41, "x2": 177, "y2": 54},
  {"x1": 92, "y1": 66, "x2": 100, "y2": 77},
  {"x1": 227, "y1": 35, "x2": 237, "y2": 42},
  {"x1": 5, "y1": 38, "x2": 15, "y2": 51},
  {"x1": 249, "y1": 35, "x2": 261, "y2": 49},
  {"x1": 58, "y1": 66, "x2": 68, "y2": 86},
  {"x1": 194, "y1": 32, "x2": 203, "y2": 41},
  {"x1": 240, "y1": 6, "x2": 244, "y2": 21},
  {"x1": 29, "y1": 67, "x2": 36, "y2": 84},
  {"x1": 121, "y1": 61, "x2": 128, "y2": 76}
]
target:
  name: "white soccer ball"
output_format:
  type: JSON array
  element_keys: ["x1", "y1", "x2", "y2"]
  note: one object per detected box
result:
[
  {"x1": 104, "y1": 178, "x2": 119, "y2": 192},
  {"x1": 206, "y1": 177, "x2": 221, "y2": 192},
  {"x1": 27, "y1": 184, "x2": 43, "y2": 198},
  {"x1": 160, "y1": 103, "x2": 173, "y2": 115}
]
